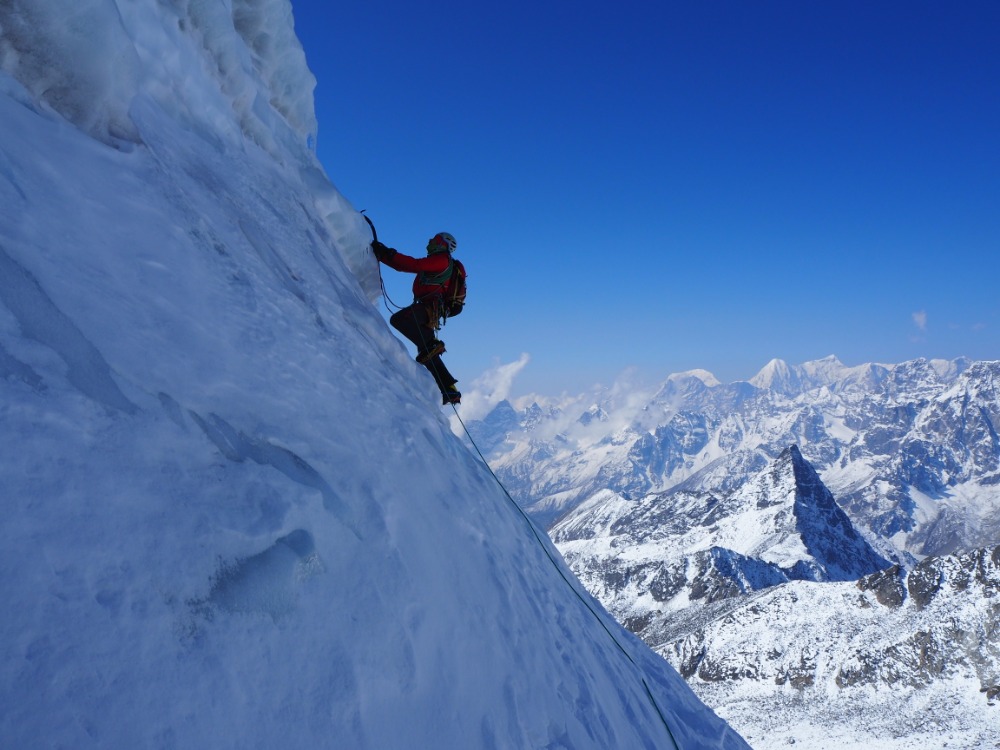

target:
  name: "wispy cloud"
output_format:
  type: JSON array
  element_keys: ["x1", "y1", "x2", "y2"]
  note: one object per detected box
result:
[
  {"x1": 455, "y1": 353, "x2": 530, "y2": 423},
  {"x1": 912, "y1": 310, "x2": 928, "y2": 332}
]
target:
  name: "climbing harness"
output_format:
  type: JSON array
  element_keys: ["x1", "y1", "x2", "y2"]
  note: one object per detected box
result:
[{"x1": 364, "y1": 212, "x2": 464, "y2": 328}]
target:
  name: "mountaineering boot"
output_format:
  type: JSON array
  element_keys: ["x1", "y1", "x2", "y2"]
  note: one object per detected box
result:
[
  {"x1": 441, "y1": 383, "x2": 461, "y2": 405},
  {"x1": 416, "y1": 339, "x2": 445, "y2": 364}
]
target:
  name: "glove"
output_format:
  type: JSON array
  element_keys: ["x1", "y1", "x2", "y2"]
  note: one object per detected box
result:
[{"x1": 372, "y1": 240, "x2": 396, "y2": 263}]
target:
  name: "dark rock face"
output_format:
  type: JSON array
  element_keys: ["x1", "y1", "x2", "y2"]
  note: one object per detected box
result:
[
  {"x1": 687, "y1": 548, "x2": 791, "y2": 604},
  {"x1": 907, "y1": 559, "x2": 945, "y2": 608},
  {"x1": 784, "y1": 446, "x2": 891, "y2": 580},
  {"x1": 906, "y1": 546, "x2": 1000, "y2": 609},
  {"x1": 857, "y1": 565, "x2": 906, "y2": 608},
  {"x1": 774, "y1": 654, "x2": 817, "y2": 689}
]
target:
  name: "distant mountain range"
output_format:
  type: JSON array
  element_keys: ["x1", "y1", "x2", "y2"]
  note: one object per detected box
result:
[
  {"x1": 468, "y1": 356, "x2": 1000, "y2": 559},
  {"x1": 466, "y1": 357, "x2": 1000, "y2": 748},
  {"x1": 552, "y1": 445, "x2": 891, "y2": 625}
]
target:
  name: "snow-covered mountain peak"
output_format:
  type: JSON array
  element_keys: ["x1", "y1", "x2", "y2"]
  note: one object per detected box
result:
[
  {"x1": 749, "y1": 357, "x2": 800, "y2": 393},
  {"x1": 799, "y1": 353, "x2": 848, "y2": 383},
  {"x1": 940, "y1": 359, "x2": 999, "y2": 402},
  {"x1": 749, "y1": 446, "x2": 890, "y2": 580},
  {"x1": 681, "y1": 446, "x2": 889, "y2": 581},
  {"x1": 930, "y1": 355, "x2": 972, "y2": 379},
  {"x1": 647, "y1": 369, "x2": 724, "y2": 414},
  {"x1": 579, "y1": 403, "x2": 610, "y2": 425},
  {"x1": 672, "y1": 368, "x2": 722, "y2": 387},
  {"x1": 749, "y1": 355, "x2": 890, "y2": 396}
]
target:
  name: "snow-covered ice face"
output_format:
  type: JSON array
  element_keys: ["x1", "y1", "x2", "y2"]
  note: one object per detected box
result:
[{"x1": 0, "y1": 2, "x2": 751, "y2": 749}]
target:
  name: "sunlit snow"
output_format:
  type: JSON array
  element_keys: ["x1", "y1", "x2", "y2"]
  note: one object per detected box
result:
[{"x1": 0, "y1": 1, "x2": 748, "y2": 747}]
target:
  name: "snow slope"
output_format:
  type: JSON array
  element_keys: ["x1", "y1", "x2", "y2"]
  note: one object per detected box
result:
[{"x1": 0, "y1": 1, "x2": 747, "y2": 748}]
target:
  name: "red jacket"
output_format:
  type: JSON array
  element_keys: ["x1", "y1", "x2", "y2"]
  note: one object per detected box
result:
[{"x1": 382, "y1": 250, "x2": 453, "y2": 302}]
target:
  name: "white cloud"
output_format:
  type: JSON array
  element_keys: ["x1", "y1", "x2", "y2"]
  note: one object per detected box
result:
[
  {"x1": 529, "y1": 368, "x2": 658, "y2": 447},
  {"x1": 912, "y1": 310, "x2": 928, "y2": 331},
  {"x1": 454, "y1": 353, "x2": 530, "y2": 423}
]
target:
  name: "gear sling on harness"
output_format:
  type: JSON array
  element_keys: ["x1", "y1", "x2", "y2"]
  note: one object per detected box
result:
[{"x1": 417, "y1": 257, "x2": 466, "y2": 330}]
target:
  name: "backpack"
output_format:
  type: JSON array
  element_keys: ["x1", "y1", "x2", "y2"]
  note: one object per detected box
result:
[{"x1": 442, "y1": 258, "x2": 466, "y2": 318}]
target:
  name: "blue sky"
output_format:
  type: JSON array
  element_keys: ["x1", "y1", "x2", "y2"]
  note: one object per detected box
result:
[{"x1": 291, "y1": 0, "x2": 999, "y2": 396}]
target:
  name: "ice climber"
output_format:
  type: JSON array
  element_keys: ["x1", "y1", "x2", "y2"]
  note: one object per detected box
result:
[{"x1": 372, "y1": 231, "x2": 466, "y2": 405}]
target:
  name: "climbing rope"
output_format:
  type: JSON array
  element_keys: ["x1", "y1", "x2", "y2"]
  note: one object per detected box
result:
[
  {"x1": 365, "y1": 212, "x2": 681, "y2": 746},
  {"x1": 448, "y1": 404, "x2": 683, "y2": 750}
]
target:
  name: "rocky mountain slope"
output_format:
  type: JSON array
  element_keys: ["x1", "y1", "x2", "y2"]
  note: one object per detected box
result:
[
  {"x1": 468, "y1": 359, "x2": 1000, "y2": 748},
  {"x1": 549, "y1": 447, "x2": 999, "y2": 749},
  {"x1": 662, "y1": 545, "x2": 1000, "y2": 749},
  {"x1": 551, "y1": 447, "x2": 890, "y2": 628}
]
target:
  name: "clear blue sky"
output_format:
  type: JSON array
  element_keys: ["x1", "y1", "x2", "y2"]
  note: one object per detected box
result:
[{"x1": 291, "y1": 0, "x2": 999, "y2": 396}]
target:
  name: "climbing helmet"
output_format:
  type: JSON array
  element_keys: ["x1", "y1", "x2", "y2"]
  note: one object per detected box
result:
[{"x1": 427, "y1": 232, "x2": 457, "y2": 254}]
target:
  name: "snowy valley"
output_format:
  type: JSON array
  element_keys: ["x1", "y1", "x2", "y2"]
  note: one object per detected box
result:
[{"x1": 0, "y1": 1, "x2": 747, "y2": 748}]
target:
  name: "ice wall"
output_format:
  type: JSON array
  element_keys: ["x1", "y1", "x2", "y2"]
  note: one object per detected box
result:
[
  {"x1": 0, "y1": 0, "x2": 378, "y2": 298},
  {"x1": 0, "y1": 2, "x2": 748, "y2": 748}
]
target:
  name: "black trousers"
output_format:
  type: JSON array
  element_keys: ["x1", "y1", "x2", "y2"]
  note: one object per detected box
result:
[{"x1": 390, "y1": 303, "x2": 457, "y2": 392}]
